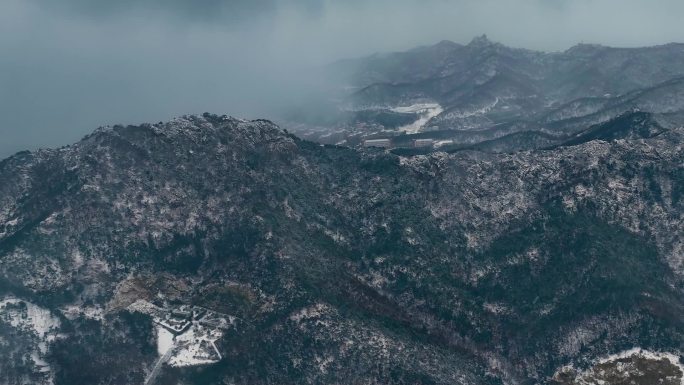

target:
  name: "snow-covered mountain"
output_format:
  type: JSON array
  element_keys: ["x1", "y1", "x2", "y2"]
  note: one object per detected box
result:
[
  {"x1": 289, "y1": 36, "x2": 684, "y2": 152},
  {"x1": 1, "y1": 113, "x2": 682, "y2": 384}
]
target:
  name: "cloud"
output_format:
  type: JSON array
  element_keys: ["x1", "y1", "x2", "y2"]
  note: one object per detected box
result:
[
  {"x1": 26, "y1": 0, "x2": 325, "y2": 24},
  {"x1": 2, "y1": 0, "x2": 684, "y2": 157}
]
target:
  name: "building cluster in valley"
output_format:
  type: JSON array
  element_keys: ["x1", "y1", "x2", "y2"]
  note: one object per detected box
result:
[
  {"x1": 363, "y1": 138, "x2": 436, "y2": 149},
  {"x1": 127, "y1": 299, "x2": 235, "y2": 368}
]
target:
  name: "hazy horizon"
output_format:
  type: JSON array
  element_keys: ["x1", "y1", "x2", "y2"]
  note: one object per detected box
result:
[{"x1": 3, "y1": 0, "x2": 684, "y2": 158}]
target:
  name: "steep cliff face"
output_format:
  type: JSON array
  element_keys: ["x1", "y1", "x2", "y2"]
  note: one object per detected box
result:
[{"x1": 0, "y1": 114, "x2": 682, "y2": 384}]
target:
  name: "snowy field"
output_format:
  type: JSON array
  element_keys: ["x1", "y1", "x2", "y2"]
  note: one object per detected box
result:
[{"x1": 157, "y1": 327, "x2": 174, "y2": 356}]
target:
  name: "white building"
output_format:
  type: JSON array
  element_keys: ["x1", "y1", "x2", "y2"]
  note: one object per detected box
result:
[
  {"x1": 413, "y1": 139, "x2": 434, "y2": 148},
  {"x1": 363, "y1": 139, "x2": 392, "y2": 148}
]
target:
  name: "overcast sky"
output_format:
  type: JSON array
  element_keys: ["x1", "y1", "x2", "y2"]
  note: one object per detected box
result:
[{"x1": 2, "y1": 0, "x2": 684, "y2": 158}]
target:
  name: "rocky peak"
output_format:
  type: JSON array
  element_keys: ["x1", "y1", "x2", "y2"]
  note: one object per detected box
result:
[
  {"x1": 432, "y1": 39, "x2": 462, "y2": 51},
  {"x1": 564, "y1": 42, "x2": 608, "y2": 57},
  {"x1": 467, "y1": 34, "x2": 496, "y2": 49}
]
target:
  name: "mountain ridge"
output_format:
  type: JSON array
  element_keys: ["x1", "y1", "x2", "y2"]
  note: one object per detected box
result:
[
  {"x1": 291, "y1": 37, "x2": 684, "y2": 153},
  {"x1": 1, "y1": 113, "x2": 682, "y2": 384}
]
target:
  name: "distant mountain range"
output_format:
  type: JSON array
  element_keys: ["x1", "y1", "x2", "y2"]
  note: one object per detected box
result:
[{"x1": 287, "y1": 36, "x2": 684, "y2": 152}]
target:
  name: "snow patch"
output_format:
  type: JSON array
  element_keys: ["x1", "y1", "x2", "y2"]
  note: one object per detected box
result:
[
  {"x1": 289, "y1": 303, "x2": 331, "y2": 323},
  {"x1": 156, "y1": 326, "x2": 174, "y2": 356},
  {"x1": 391, "y1": 103, "x2": 444, "y2": 134},
  {"x1": 168, "y1": 326, "x2": 223, "y2": 367},
  {"x1": 597, "y1": 348, "x2": 684, "y2": 377},
  {"x1": 60, "y1": 305, "x2": 104, "y2": 321},
  {"x1": 1, "y1": 297, "x2": 61, "y2": 338},
  {"x1": 1, "y1": 296, "x2": 62, "y2": 384},
  {"x1": 557, "y1": 348, "x2": 684, "y2": 385},
  {"x1": 439, "y1": 98, "x2": 500, "y2": 121}
]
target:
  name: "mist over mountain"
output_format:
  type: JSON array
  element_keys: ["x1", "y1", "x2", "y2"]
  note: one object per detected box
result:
[
  {"x1": 284, "y1": 35, "x2": 684, "y2": 155},
  {"x1": 4, "y1": 0, "x2": 684, "y2": 158},
  {"x1": 2, "y1": 1, "x2": 684, "y2": 385}
]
